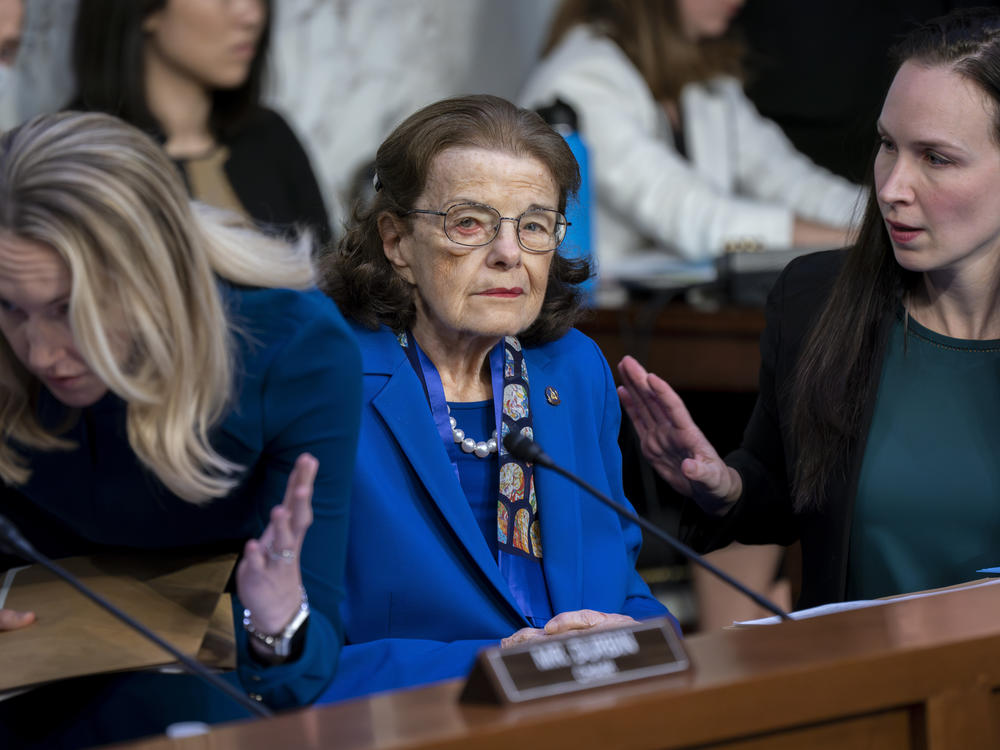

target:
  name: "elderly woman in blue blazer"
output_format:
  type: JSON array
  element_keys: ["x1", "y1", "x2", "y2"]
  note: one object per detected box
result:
[{"x1": 319, "y1": 94, "x2": 676, "y2": 702}]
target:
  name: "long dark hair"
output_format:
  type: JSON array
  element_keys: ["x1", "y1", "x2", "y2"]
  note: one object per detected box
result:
[
  {"x1": 789, "y1": 7, "x2": 1000, "y2": 510},
  {"x1": 70, "y1": 0, "x2": 272, "y2": 140},
  {"x1": 321, "y1": 94, "x2": 591, "y2": 347}
]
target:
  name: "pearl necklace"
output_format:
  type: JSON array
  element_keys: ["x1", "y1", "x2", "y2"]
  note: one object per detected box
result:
[{"x1": 448, "y1": 405, "x2": 498, "y2": 458}]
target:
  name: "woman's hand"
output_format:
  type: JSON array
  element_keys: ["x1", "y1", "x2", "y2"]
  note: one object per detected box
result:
[
  {"x1": 543, "y1": 609, "x2": 635, "y2": 636},
  {"x1": 0, "y1": 608, "x2": 34, "y2": 631},
  {"x1": 501, "y1": 610, "x2": 637, "y2": 648},
  {"x1": 236, "y1": 453, "x2": 316, "y2": 647},
  {"x1": 617, "y1": 356, "x2": 742, "y2": 514},
  {"x1": 501, "y1": 626, "x2": 545, "y2": 648}
]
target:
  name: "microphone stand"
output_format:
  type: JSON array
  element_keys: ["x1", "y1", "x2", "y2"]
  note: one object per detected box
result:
[{"x1": 503, "y1": 434, "x2": 792, "y2": 621}]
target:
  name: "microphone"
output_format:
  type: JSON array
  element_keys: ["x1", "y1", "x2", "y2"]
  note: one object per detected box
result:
[
  {"x1": 503, "y1": 433, "x2": 791, "y2": 621},
  {"x1": 0, "y1": 513, "x2": 273, "y2": 718}
]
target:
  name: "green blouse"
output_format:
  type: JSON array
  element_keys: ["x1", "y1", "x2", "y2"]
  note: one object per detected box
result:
[{"x1": 848, "y1": 312, "x2": 1000, "y2": 600}]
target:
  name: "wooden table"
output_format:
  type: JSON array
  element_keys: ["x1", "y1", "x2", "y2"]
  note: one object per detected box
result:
[
  {"x1": 121, "y1": 579, "x2": 1000, "y2": 750},
  {"x1": 577, "y1": 302, "x2": 766, "y2": 392}
]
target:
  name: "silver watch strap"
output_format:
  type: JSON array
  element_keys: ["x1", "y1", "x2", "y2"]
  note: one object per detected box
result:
[{"x1": 242, "y1": 587, "x2": 309, "y2": 658}]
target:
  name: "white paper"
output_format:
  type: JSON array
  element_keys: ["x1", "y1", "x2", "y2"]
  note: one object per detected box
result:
[{"x1": 734, "y1": 578, "x2": 1000, "y2": 626}]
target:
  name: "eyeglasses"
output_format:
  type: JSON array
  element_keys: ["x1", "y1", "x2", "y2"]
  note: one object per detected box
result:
[{"x1": 402, "y1": 202, "x2": 569, "y2": 254}]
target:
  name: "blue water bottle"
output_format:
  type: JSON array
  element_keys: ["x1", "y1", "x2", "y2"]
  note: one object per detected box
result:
[{"x1": 536, "y1": 100, "x2": 596, "y2": 305}]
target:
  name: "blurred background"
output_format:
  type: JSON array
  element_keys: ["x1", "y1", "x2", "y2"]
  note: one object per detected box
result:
[{"x1": 13, "y1": 0, "x2": 972, "y2": 241}]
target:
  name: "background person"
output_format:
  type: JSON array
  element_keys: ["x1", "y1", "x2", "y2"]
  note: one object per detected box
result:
[
  {"x1": 0, "y1": 111, "x2": 360, "y2": 747},
  {"x1": 619, "y1": 7, "x2": 1000, "y2": 609},
  {"x1": 519, "y1": 0, "x2": 864, "y2": 270},
  {"x1": 0, "y1": 0, "x2": 21, "y2": 66},
  {"x1": 0, "y1": 0, "x2": 23, "y2": 130},
  {"x1": 70, "y1": 0, "x2": 333, "y2": 248},
  {"x1": 319, "y1": 94, "x2": 676, "y2": 702}
]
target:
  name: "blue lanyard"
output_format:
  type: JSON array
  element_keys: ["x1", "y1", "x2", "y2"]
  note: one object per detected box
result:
[{"x1": 405, "y1": 334, "x2": 504, "y2": 480}]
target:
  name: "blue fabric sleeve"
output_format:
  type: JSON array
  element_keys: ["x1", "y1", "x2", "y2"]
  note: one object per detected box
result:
[
  {"x1": 234, "y1": 295, "x2": 362, "y2": 708},
  {"x1": 319, "y1": 638, "x2": 497, "y2": 702}
]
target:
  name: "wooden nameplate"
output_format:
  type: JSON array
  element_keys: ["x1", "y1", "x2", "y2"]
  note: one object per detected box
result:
[{"x1": 460, "y1": 617, "x2": 689, "y2": 705}]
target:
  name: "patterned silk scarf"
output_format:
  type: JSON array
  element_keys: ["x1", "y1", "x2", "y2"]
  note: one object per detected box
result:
[
  {"x1": 400, "y1": 332, "x2": 542, "y2": 563},
  {"x1": 497, "y1": 336, "x2": 541, "y2": 560}
]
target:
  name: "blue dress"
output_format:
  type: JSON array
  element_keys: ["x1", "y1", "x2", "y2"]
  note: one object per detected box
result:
[{"x1": 0, "y1": 283, "x2": 361, "y2": 747}]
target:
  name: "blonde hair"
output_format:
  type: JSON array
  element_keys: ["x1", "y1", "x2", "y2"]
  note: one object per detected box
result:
[
  {"x1": 544, "y1": 0, "x2": 743, "y2": 101},
  {"x1": 0, "y1": 111, "x2": 315, "y2": 502}
]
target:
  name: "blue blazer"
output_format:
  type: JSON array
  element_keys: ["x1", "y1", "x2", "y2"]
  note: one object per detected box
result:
[{"x1": 320, "y1": 324, "x2": 673, "y2": 703}]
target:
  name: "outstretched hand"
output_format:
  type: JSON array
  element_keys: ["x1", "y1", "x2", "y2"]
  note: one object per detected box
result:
[
  {"x1": 617, "y1": 356, "x2": 741, "y2": 514},
  {"x1": 237, "y1": 453, "x2": 316, "y2": 642}
]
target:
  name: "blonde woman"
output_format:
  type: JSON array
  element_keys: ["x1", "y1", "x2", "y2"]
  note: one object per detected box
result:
[{"x1": 0, "y1": 111, "x2": 360, "y2": 747}]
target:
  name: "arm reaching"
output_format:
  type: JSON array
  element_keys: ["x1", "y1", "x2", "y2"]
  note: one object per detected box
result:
[{"x1": 617, "y1": 356, "x2": 741, "y2": 515}]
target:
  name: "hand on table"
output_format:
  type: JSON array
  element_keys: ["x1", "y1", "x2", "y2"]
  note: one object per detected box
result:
[
  {"x1": 237, "y1": 453, "x2": 316, "y2": 648},
  {"x1": 501, "y1": 626, "x2": 545, "y2": 648},
  {"x1": 0, "y1": 608, "x2": 34, "y2": 631},
  {"x1": 617, "y1": 355, "x2": 742, "y2": 514},
  {"x1": 543, "y1": 609, "x2": 636, "y2": 635},
  {"x1": 501, "y1": 610, "x2": 637, "y2": 648}
]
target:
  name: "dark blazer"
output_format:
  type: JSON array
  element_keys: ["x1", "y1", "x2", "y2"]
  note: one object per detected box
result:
[
  {"x1": 686, "y1": 249, "x2": 894, "y2": 609},
  {"x1": 68, "y1": 96, "x2": 333, "y2": 248},
  {"x1": 0, "y1": 285, "x2": 361, "y2": 746},
  {"x1": 319, "y1": 324, "x2": 673, "y2": 703}
]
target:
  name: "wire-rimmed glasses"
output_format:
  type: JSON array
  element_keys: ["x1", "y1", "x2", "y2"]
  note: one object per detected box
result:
[{"x1": 402, "y1": 202, "x2": 569, "y2": 254}]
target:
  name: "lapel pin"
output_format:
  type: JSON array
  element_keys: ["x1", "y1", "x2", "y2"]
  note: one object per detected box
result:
[{"x1": 545, "y1": 386, "x2": 560, "y2": 405}]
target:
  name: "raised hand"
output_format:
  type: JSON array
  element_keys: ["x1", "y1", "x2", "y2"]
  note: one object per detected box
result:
[
  {"x1": 237, "y1": 453, "x2": 316, "y2": 645},
  {"x1": 617, "y1": 355, "x2": 741, "y2": 514}
]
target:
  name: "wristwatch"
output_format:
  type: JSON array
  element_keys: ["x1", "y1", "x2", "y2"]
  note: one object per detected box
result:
[{"x1": 242, "y1": 587, "x2": 310, "y2": 661}]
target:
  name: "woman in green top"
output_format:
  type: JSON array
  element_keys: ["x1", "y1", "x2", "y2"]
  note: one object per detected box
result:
[{"x1": 619, "y1": 7, "x2": 1000, "y2": 608}]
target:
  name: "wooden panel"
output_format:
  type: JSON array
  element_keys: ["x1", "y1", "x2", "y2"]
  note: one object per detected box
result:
[
  {"x1": 920, "y1": 684, "x2": 997, "y2": 750},
  {"x1": 993, "y1": 690, "x2": 1000, "y2": 744},
  {"x1": 692, "y1": 709, "x2": 913, "y2": 750},
  {"x1": 119, "y1": 581, "x2": 1000, "y2": 750},
  {"x1": 577, "y1": 304, "x2": 766, "y2": 392}
]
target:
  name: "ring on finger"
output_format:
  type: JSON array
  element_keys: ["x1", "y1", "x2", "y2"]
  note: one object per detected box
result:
[{"x1": 264, "y1": 543, "x2": 296, "y2": 563}]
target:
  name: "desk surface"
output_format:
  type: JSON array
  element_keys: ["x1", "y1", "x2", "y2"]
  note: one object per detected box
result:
[
  {"x1": 124, "y1": 580, "x2": 1000, "y2": 750},
  {"x1": 577, "y1": 302, "x2": 766, "y2": 392}
]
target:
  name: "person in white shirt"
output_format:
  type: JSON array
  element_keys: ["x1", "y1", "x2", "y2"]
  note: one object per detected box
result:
[{"x1": 520, "y1": 0, "x2": 865, "y2": 271}]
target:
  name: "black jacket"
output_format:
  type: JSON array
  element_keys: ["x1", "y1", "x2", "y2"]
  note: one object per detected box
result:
[
  {"x1": 685, "y1": 249, "x2": 894, "y2": 609},
  {"x1": 179, "y1": 107, "x2": 333, "y2": 249}
]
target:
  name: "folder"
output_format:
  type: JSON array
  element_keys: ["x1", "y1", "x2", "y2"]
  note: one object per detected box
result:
[{"x1": 0, "y1": 551, "x2": 237, "y2": 694}]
